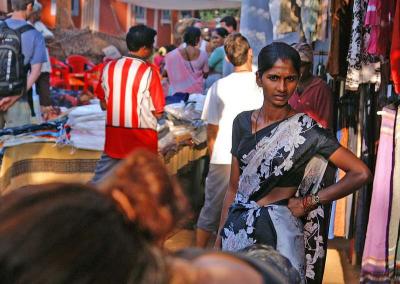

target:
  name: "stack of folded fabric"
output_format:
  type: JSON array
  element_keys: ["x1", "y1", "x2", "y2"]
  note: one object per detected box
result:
[
  {"x1": 0, "y1": 118, "x2": 67, "y2": 153},
  {"x1": 65, "y1": 104, "x2": 106, "y2": 151}
]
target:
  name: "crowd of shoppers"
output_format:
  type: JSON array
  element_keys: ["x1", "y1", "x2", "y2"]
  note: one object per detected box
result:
[{"x1": 0, "y1": 6, "x2": 373, "y2": 283}]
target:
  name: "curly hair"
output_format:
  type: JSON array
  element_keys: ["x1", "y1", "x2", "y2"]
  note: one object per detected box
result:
[
  {"x1": 0, "y1": 150, "x2": 189, "y2": 284},
  {"x1": 98, "y1": 149, "x2": 190, "y2": 243}
]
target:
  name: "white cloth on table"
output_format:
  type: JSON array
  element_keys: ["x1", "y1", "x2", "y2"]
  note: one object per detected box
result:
[{"x1": 66, "y1": 105, "x2": 106, "y2": 151}]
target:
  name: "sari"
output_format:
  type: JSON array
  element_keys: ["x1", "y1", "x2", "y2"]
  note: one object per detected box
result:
[{"x1": 221, "y1": 112, "x2": 341, "y2": 283}]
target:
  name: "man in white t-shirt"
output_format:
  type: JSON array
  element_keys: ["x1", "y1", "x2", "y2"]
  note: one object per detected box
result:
[{"x1": 196, "y1": 33, "x2": 263, "y2": 247}]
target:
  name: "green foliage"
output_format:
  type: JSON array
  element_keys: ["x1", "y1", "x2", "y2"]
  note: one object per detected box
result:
[{"x1": 199, "y1": 8, "x2": 240, "y2": 22}]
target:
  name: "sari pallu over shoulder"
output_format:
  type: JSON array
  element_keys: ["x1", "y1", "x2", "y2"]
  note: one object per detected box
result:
[{"x1": 222, "y1": 113, "x2": 332, "y2": 283}]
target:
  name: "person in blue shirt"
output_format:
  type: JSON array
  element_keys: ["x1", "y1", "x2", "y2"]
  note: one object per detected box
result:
[{"x1": 0, "y1": 0, "x2": 47, "y2": 128}]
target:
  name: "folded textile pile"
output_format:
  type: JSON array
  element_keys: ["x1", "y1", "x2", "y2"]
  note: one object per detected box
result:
[
  {"x1": 0, "y1": 118, "x2": 67, "y2": 151},
  {"x1": 65, "y1": 104, "x2": 106, "y2": 151},
  {"x1": 163, "y1": 102, "x2": 207, "y2": 148}
]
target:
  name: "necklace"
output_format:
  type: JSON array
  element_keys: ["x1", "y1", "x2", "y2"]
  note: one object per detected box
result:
[
  {"x1": 253, "y1": 107, "x2": 263, "y2": 150},
  {"x1": 253, "y1": 105, "x2": 291, "y2": 150}
]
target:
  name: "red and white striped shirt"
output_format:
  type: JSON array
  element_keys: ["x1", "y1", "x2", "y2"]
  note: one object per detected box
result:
[{"x1": 96, "y1": 56, "x2": 165, "y2": 158}]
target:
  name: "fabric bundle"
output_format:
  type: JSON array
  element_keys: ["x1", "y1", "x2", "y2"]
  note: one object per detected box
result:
[
  {"x1": 65, "y1": 104, "x2": 106, "y2": 151},
  {"x1": 0, "y1": 118, "x2": 67, "y2": 154}
]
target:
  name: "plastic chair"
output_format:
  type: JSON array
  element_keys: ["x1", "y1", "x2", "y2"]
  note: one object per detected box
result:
[
  {"x1": 83, "y1": 62, "x2": 105, "y2": 92},
  {"x1": 66, "y1": 55, "x2": 95, "y2": 73},
  {"x1": 65, "y1": 55, "x2": 96, "y2": 91},
  {"x1": 50, "y1": 56, "x2": 71, "y2": 89}
]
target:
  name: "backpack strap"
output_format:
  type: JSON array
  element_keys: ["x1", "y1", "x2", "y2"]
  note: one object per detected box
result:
[
  {"x1": 0, "y1": 20, "x2": 8, "y2": 29},
  {"x1": 16, "y1": 24, "x2": 35, "y2": 34}
]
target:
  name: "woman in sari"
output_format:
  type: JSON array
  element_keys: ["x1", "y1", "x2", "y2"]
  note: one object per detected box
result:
[{"x1": 215, "y1": 42, "x2": 371, "y2": 283}]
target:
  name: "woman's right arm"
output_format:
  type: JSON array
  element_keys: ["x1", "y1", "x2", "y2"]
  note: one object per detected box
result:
[{"x1": 214, "y1": 156, "x2": 240, "y2": 248}]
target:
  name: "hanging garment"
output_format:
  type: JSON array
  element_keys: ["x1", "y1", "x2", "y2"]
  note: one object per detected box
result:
[
  {"x1": 345, "y1": 0, "x2": 381, "y2": 91},
  {"x1": 365, "y1": 0, "x2": 395, "y2": 56},
  {"x1": 240, "y1": 0, "x2": 273, "y2": 60},
  {"x1": 275, "y1": 0, "x2": 301, "y2": 35},
  {"x1": 391, "y1": 0, "x2": 400, "y2": 94},
  {"x1": 297, "y1": 0, "x2": 319, "y2": 42},
  {"x1": 361, "y1": 107, "x2": 396, "y2": 282},
  {"x1": 355, "y1": 84, "x2": 377, "y2": 261},
  {"x1": 315, "y1": 0, "x2": 330, "y2": 41},
  {"x1": 364, "y1": 0, "x2": 380, "y2": 54},
  {"x1": 326, "y1": 0, "x2": 353, "y2": 77},
  {"x1": 388, "y1": 106, "x2": 400, "y2": 278}
]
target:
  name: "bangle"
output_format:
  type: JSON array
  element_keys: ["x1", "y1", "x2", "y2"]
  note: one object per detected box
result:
[{"x1": 311, "y1": 193, "x2": 320, "y2": 206}]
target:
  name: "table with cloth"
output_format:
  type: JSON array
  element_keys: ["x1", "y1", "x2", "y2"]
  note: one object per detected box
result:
[
  {"x1": 0, "y1": 99, "x2": 208, "y2": 195},
  {"x1": 0, "y1": 142, "x2": 207, "y2": 195}
]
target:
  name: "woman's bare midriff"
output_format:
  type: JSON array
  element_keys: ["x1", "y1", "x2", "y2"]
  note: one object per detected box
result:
[{"x1": 256, "y1": 186, "x2": 297, "y2": 207}]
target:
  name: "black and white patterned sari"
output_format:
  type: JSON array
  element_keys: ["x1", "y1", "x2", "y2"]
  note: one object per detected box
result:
[{"x1": 221, "y1": 112, "x2": 340, "y2": 283}]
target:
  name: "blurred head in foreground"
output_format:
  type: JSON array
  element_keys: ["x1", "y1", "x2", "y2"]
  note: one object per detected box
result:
[{"x1": 0, "y1": 150, "x2": 188, "y2": 284}]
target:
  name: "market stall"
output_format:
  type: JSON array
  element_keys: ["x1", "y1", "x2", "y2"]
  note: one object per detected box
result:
[{"x1": 0, "y1": 96, "x2": 208, "y2": 195}]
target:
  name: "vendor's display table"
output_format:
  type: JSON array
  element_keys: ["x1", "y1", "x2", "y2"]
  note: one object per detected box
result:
[{"x1": 0, "y1": 142, "x2": 207, "y2": 195}]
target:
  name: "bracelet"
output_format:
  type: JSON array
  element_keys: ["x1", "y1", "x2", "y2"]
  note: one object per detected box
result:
[
  {"x1": 311, "y1": 193, "x2": 320, "y2": 206},
  {"x1": 302, "y1": 193, "x2": 321, "y2": 213}
]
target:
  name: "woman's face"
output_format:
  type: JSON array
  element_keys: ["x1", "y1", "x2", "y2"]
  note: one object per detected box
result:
[
  {"x1": 211, "y1": 31, "x2": 224, "y2": 47},
  {"x1": 256, "y1": 58, "x2": 299, "y2": 107}
]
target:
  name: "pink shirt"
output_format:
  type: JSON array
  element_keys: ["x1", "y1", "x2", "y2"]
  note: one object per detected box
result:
[
  {"x1": 289, "y1": 77, "x2": 333, "y2": 129},
  {"x1": 164, "y1": 48, "x2": 209, "y2": 94}
]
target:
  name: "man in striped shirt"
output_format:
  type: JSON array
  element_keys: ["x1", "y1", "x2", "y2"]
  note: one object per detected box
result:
[{"x1": 92, "y1": 24, "x2": 165, "y2": 183}]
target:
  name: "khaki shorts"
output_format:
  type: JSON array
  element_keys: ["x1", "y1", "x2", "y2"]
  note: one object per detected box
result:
[{"x1": 0, "y1": 99, "x2": 32, "y2": 129}]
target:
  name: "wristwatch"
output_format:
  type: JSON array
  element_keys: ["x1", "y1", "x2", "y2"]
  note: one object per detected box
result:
[{"x1": 310, "y1": 193, "x2": 321, "y2": 206}]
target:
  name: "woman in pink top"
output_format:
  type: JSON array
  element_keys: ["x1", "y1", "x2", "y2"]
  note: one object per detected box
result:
[{"x1": 164, "y1": 27, "x2": 209, "y2": 95}]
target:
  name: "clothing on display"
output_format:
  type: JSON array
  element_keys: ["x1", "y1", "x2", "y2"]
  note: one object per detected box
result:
[
  {"x1": 326, "y1": 0, "x2": 353, "y2": 77},
  {"x1": 364, "y1": 0, "x2": 395, "y2": 57},
  {"x1": 388, "y1": 106, "x2": 400, "y2": 279},
  {"x1": 240, "y1": 0, "x2": 273, "y2": 60},
  {"x1": 361, "y1": 107, "x2": 397, "y2": 282},
  {"x1": 390, "y1": 0, "x2": 400, "y2": 94},
  {"x1": 345, "y1": 0, "x2": 381, "y2": 91},
  {"x1": 298, "y1": 0, "x2": 320, "y2": 43}
]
